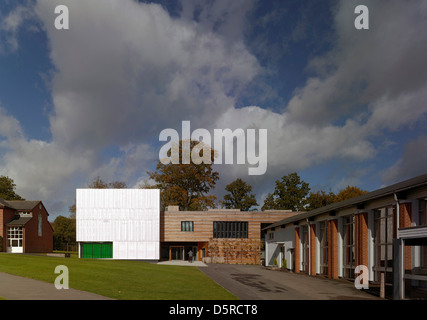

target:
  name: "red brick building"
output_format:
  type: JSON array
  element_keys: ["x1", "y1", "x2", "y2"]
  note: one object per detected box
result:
[{"x1": 0, "y1": 199, "x2": 53, "y2": 253}]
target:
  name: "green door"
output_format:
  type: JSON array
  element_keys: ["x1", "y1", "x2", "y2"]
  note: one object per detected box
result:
[
  {"x1": 82, "y1": 243, "x2": 93, "y2": 258},
  {"x1": 92, "y1": 243, "x2": 101, "y2": 258},
  {"x1": 81, "y1": 242, "x2": 113, "y2": 258},
  {"x1": 101, "y1": 243, "x2": 113, "y2": 258}
]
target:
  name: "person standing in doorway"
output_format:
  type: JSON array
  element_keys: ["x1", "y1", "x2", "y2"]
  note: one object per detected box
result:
[{"x1": 188, "y1": 250, "x2": 193, "y2": 263}]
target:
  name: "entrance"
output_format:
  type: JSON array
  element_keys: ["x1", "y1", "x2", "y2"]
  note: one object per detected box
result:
[
  {"x1": 190, "y1": 246, "x2": 198, "y2": 262},
  {"x1": 170, "y1": 246, "x2": 184, "y2": 260},
  {"x1": 7, "y1": 227, "x2": 23, "y2": 253}
]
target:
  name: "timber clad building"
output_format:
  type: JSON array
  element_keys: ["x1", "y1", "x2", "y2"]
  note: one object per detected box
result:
[
  {"x1": 161, "y1": 207, "x2": 298, "y2": 264},
  {"x1": 265, "y1": 173, "x2": 427, "y2": 300}
]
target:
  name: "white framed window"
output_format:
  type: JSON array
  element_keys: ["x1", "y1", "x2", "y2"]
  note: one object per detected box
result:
[{"x1": 7, "y1": 227, "x2": 23, "y2": 252}]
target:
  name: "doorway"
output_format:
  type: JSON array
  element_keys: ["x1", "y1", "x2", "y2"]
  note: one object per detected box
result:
[
  {"x1": 7, "y1": 227, "x2": 23, "y2": 253},
  {"x1": 170, "y1": 246, "x2": 184, "y2": 260}
]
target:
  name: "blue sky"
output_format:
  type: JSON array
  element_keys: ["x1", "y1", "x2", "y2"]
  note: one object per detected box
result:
[{"x1": 0, "y1": 0, "x2": 426, "y2": 219}]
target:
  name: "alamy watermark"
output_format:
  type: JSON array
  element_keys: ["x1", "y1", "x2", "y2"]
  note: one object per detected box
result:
[
  {"x1": 54, "y1": 265, "x2": 69, "y2": 290},
  {"x1": 53, "y1": 4, "x2": 369, "y2": 31},
  {"x1": 354, "y1": 265, "x2": 369, "y2": 290},
  {"x1": 159, "y1": 121, "x2": 268, "y2": 175}
]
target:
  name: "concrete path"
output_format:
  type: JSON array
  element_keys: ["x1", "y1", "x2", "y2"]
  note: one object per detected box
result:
[
  {"x1": 0, "y1": 263, "x2": 381, "y2": 300},
  {"x1": 157, "y1": 260, "x2": 208, "y2": 267},
  {"x1": 199, "y1": 264, "x2": 383, "y2": 300},
  {"x1": 0, "y1": 272, "x2": 114, "y2": 300}
]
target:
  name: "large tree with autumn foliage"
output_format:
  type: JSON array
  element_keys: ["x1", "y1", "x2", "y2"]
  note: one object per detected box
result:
[{"x1": 147, "y1": 140, "x2": 219, "y2": 211}]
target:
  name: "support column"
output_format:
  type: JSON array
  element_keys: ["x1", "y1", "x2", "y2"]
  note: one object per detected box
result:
[
  {"x1": 355, "y1": 212, "x2": 369, "y2": 269},
  {"x1": 328, "y1": 219, "x2": 339, "y2": 279},
  {"x1": 295, "y1": 227, "x2": 300, "y2": 273},
  {"x1": 310, "y1": 223, "x2": 316, "y2": 276},
  {"x1": 399, "y1": 202, "x2": 412, "y2": 272}
]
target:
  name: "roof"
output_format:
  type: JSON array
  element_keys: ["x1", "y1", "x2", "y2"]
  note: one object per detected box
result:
[
  {"x1": 0, "y1": 199, "x2": 40, "y2": 210},
  {"x1": 0, "y1": 199, "x2": 7, "y2": 208},
  {"x1": 265, "y1": 173, "x2": 427, "y2": 230},
  {"x1": 6, "y1": 216, "x2": 33, "y2": 226}
]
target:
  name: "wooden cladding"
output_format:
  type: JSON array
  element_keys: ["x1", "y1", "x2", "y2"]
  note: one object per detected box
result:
[{"x1": 160, "y1": 210, "x2": 300, "y2": 242}]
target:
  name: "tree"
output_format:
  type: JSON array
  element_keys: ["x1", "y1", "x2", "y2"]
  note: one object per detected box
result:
[
  {"x1": 222, "y1": 178, "x2": 258, "y2": 211},
  {"x1": 334, "y1": 185, "x2": 367, "y2": 202},
  {"x1": 261, "y1": 193, "x2": 276, "y2": 211},
  {"x1": 88, "y1": 176, "x2": 127, "y2": 189},
  {"x1": 148, "y1": 140, "x2": 219, "y2": 211},
  {"x1": 52, "y1": 215, "x2": 76, "y2": 251},
  {"x1": 306, "y1": 190, "x2": 336, "y2": 210},
  {"x1": 261, "y1": 172, "x2": 310, "y2": 211},
  {"x1": 0, "y1": 176, "x2": 24, "y2": 200}
]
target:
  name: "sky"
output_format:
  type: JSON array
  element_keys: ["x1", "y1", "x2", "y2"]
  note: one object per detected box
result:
[{"x1": 0, "y1": 0, "x2": 426, "y2": 220}]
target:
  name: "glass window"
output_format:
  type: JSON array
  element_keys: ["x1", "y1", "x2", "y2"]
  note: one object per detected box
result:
[
  {"x1": 342, "y1": 216, "x2": 355, "y2": 279},
  {"x1": 181, "y1": 221, "x2": 194, "y2": 232},
  {"x1": 319, "y1": 221, "x2": 328, "y2": 276},
  {"x1": 373, "y1": 207, "x2": 394, "y2": 285},
  {"x1": 419, "y1": 199, "x2": 427, "y2": 226},
  {"x1": 38, "y1": 214, "x2": 42, "y2": 236},
  {"x1": 213, "y1": 221, "x2": 248, "y2": 238}
]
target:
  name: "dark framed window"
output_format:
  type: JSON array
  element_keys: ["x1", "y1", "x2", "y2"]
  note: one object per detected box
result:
[
  {"x1": 213, "y1": 221, "x2": 248, "y2": 238},
  {"x1": 319, "y1": 221, "x2": 328, "y2": 276},
  {"x1": 342, "y1": 215, "x2": 355, "y2": 279},
  {"x1": 181, "y1": 221, "x2": 194, "y2": 232}
]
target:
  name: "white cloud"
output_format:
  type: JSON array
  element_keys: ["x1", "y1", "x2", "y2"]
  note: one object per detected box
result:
[
  {"x1": 381, "y1": 135, "x2": 427, "y2": 186},
  {"x1": 1, "y1": 0, "x2": 426, "y2": 216},
  {"x1": 0, "y1": 0, "x2": 261, "y2": 216},
  {"x1": 0, "y1": 4, "x2": 37, "y2": 53}
]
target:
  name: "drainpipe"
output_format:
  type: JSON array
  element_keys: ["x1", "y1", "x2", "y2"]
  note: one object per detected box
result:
[
  {"x1": 394, "y1": 193, "x2": 400, "y2": 238},
  {"x1": 394, "y1": 192, "x2": 404, "y2": 299}
]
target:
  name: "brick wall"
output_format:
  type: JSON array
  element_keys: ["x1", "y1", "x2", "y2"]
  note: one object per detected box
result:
[
  {"x1": 399, "y1": 202, "x2": 412, "y2": 271},
  {"x1": 294, "y1": 227, "x2": 300, "y2": 273},
  {"x1": 0, "y1": 207, "x2": 17, "y2": 252},
  {"x1": 207, "y1": 238, "x2": 261, "y2": 264},
  {"x1": 309, "y1": 223, "x2": 316, "y2": 276},
  {"x1": 355, "y1": 212, "x2": 369, "y2": 269},
  {"x1": 23, "y1": 204, "x2": 53, "y2": 253},
  {"x1": 328, "y1": 219, "x2": 338, "y2": 279}
]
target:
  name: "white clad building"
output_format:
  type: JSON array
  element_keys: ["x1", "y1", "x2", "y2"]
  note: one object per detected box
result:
[{"x1": 76, "y1": 188, "x2": 160, "y2": 260}]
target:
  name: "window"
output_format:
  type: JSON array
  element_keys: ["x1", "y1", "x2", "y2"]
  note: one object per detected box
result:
[
  {"x1": 213, "y1": 221, "x2": 248, "y2": 238},
  {"x1": 373, "y1": 208, "x2": 393, "y2": 285},
  {"x1": 181, "y1": 221, "x2": 194, "y2": 232},
  {"x1": 419, "y1": 199, "x2": 427, "y2": 226},
  {"x1": 38, "y1": 214, "x2": 42, "y2": 236},
  {"x1": 301, "y1": 225, "x2": 309, "y2": 273},
  {"x1": 342, "y1": 215, "x2": 355, "y2": 279},
  {"x1": 319, "y1": 221, "x2": 328, "y2": 276},
  {"x1": 7, "y1": 227, "x2": 23, "y2": 248}
]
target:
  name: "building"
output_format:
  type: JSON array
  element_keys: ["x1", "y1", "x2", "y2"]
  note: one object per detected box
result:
[
  {"x1": 161, "y1": 206, "x2": 298, "y2": 264},
  {"x1": 76, "y1": 188, "x2": 299, "y2": 264},
  {"x1": 76, "y1": 188, "x2": 160, "y2": 260},
  {"x1": 264, "y1": 173, "x2": 427, "y2": 300},
  {"x1": 0, "y1": 199, "x2": 53, "y2": 253}
]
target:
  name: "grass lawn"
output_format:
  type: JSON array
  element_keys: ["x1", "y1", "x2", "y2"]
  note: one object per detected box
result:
[{"x1": 0, "y1": 253, "x2": 237, "y2": 300}]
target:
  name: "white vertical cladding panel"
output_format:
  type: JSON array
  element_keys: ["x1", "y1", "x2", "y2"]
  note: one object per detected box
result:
[{"x1": 76, "y1": 188, "x2": 160, "y2": 259}]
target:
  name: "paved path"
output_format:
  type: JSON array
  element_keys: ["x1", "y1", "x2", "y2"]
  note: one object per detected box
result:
[
  {"x1": 157, "y1": 260, "x2": 208, "y2": 267},
  {"x1": 0, "y1": 272, "x2": 114, "y2": 300},
  {"x1": 0, "y1": 263, "x2": 381, "y2": 300},
  {"x1": 199, "y1": 264, "x2": 382, "y2": 300}
]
